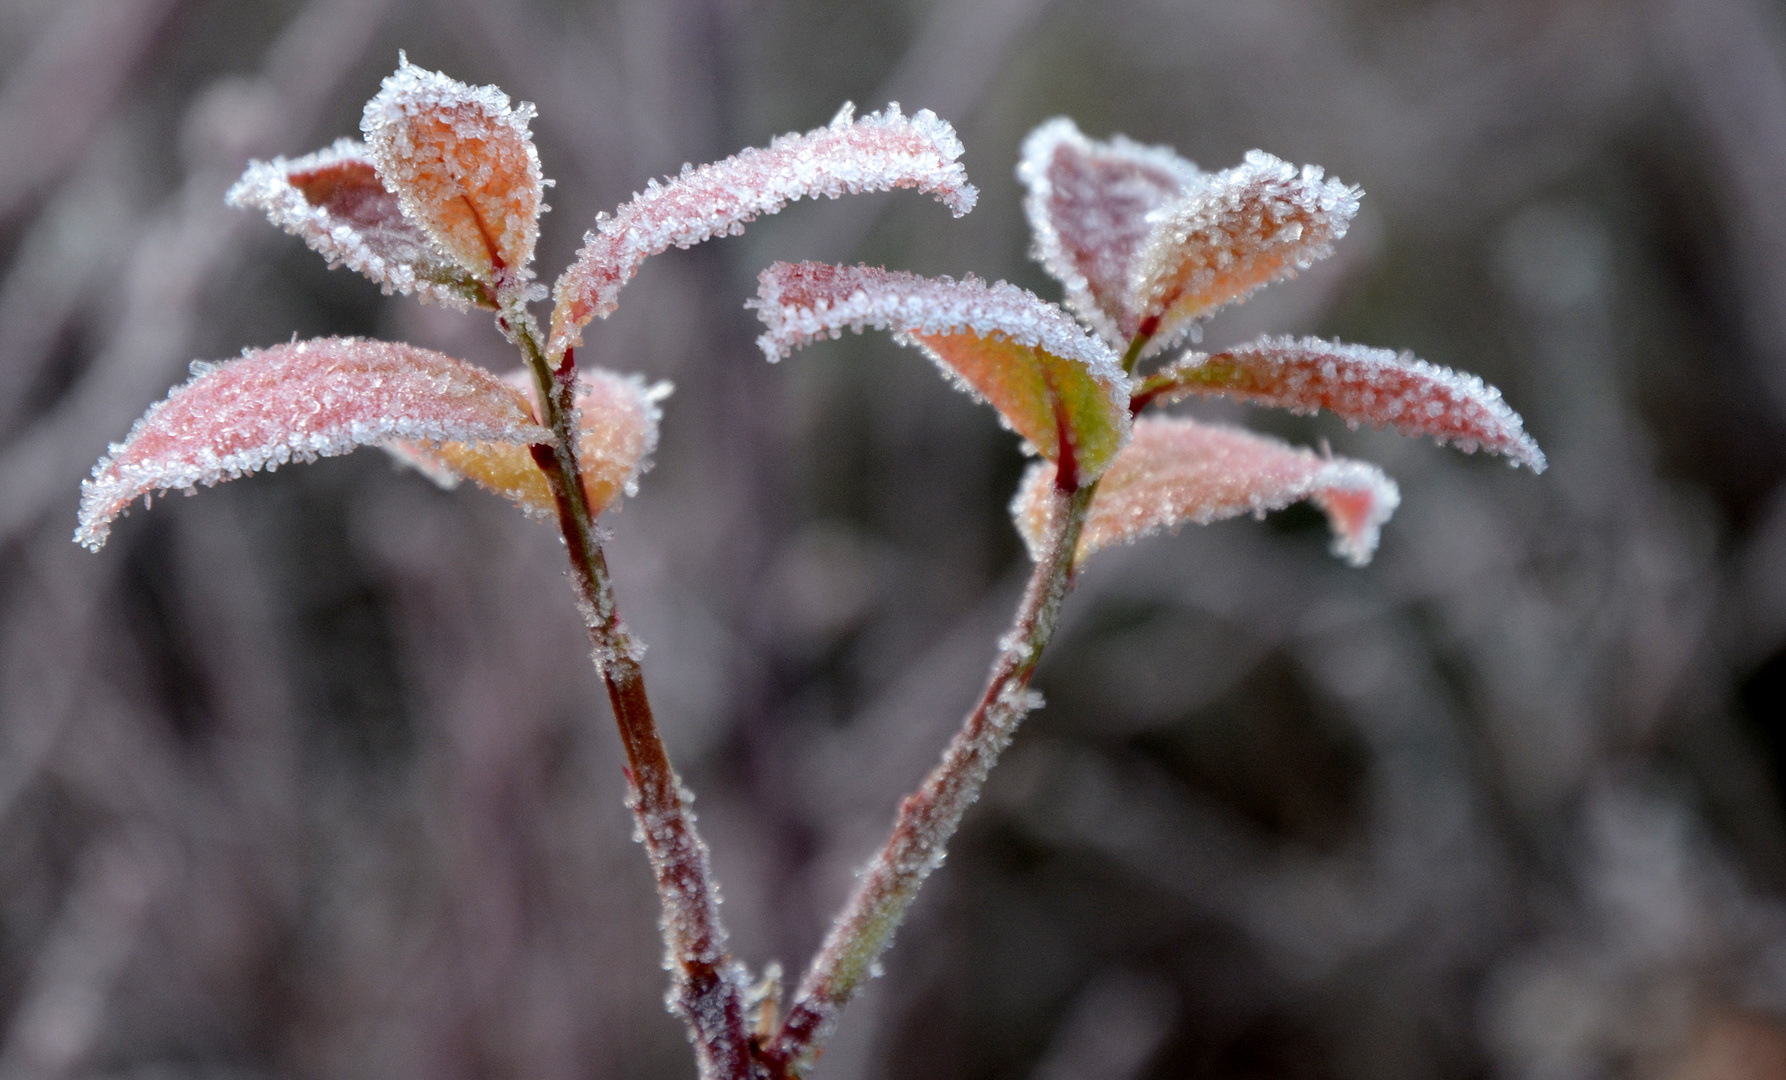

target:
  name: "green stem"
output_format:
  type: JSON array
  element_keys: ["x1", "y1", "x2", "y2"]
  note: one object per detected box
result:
[{"x1": 1119, "y1": 331, "x2": 1152, "y2": 376}]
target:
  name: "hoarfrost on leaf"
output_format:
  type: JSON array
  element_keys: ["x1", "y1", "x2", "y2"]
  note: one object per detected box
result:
[
  {"x1": 547, "y1": 103, "x2": 977, "y2": 358},
  {"x1": 752, "y1": 262, "x2": 1131, "y2": 484},
  {"x1": 226, "y1": 139, "x2": 495, "y2": 310},
  {"x1": 76, "y1": 337, "x2": 548, "y2": 550},
  {"x1": 1011, "y1": 416, "x2": 1400, "y2": 567},
  {"x1": 1135, "y1": 335, "x2": 1546, "y2": 470}
]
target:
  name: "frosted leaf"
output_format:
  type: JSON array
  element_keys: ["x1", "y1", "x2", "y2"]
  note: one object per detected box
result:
[
  {"x1": 360, "y1": 56, "x2": 544, "y2": 298},
  {"x1": 1012, "y1": 416, "x2": 1400, "y2": 568},
  {"x1": 1136, "y1": 335, "x2": 1546, "y2": 471},
  {"x1": 388, "y1": 367, "x2": 666, "y2": 516},
  {"x1": 1017, "y1": 118, "x2": 1202, "y2": 348},
  {"x1": 76, "y1": 337, "x2": 548, "y2": 550},
  {"x1": 547, "y1": 103, "x2": 977, "y2": 358},
  {"x1": 1133, "y1": 151, "x2": 1360, "y2": 356},
  {"x1": 752, "y1": 262, "x2": 1130, "y2": 484},
  {"x1": 226, "y1": 139, "x2": 494, "y2": 310}
]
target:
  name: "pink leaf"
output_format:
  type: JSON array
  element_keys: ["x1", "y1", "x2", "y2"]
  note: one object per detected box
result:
[
  {"x1": 227, "y1": 138, "x2": 495, "y2": 310},
  {"x1": 1018, "y1": 118, "x2": 1203, "y2": 348},
  {"x1": 76, "y1": 337, "x2": 548, "y2": 550},
  {"x1": 387, "y1": 368, "x2": 666, "y2": 516},
  {"x1": 1133, "y1": 151, "x2": 1359, "y2": 355},
  {"x1": 360, "y1": 56, "x2": 545, "y2": 298},
  {"x1": 1012, "y1": 416, "x2": 1400, "y2": 568},
  {"x1": 1135, "y1": 335, "x2": 1546, "y2": 471},
  {"x1": 547, "y1": 103, "x2": 977, "y2": 358},
  {"x1": 752, "y1": 262, "x2": 1130, "y2": 484}
]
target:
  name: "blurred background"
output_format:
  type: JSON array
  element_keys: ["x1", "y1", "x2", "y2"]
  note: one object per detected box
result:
[{"x1": 3, "y1": 0, "x2": 1786, "y2": 1077}]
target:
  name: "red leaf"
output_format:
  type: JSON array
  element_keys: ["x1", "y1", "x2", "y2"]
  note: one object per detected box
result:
[
  {"x1": 548, "y1": 103, "x2": 977, "y2": 358},
  {"x1": 1012, "y1": 416, "x2": 1400, "y2": 567},
  {"x1": 1135, "y1": 335, "x2": 1546, "y2": 471},
  {"x1": 77, "y1": 338, "x2": 547, "y2": 550}
]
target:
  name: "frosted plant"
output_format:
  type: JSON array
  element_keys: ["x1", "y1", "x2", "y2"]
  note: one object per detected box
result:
[{"x1": 75, "y1": 57, "x2": 1540, "y2": 1080}]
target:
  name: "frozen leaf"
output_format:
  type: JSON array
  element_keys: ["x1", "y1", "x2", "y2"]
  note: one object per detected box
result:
[
  {"x1": 388, "y1": 368, "x2": 666, "y2": 516},
  {"x1": 752, "y1": 262, "x2": 1130, "y2": 485},
  {"x1": 1135, "y1": 335, "x2": 1546, "y2": 470},
  {"x1": 227, "y1": 138, "x2": 495, "y2": 310},
  {"x1": 1012, "y1": 416, "x2": 1400, "y2": 567},
  {"x1": 548, "y1": 103, "x2": 977, "y2": 358},
  {"x1": 1018, "y1": 117, "x2": 1202, "y2": 348},
  {"x1": 1133, "y1": 151, "x2": 1359, "y2": 355},
  {"x1": 76, "y1": 337, "x2": 548, "y2": 550},
  {"x1": 360, "y1": 56, "x2": 544, "y2": 297}
]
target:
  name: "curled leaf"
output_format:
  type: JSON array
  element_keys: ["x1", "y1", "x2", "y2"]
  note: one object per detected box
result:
[
  {"x1": 1133, "y1": 151, "x2": 1359, "y2": 355},
  {"x1": 548, "y1": 103, "x2": 978, "y2": 358},
  {"x1": 1012, "y1": 416, "x2": 1400, "y2": 568},
  {"x1": 387, "y1": 368, "x2": 667, "y2": 516},
  {"x1": 76, "y1": 338, "x2": 547, "y2": 551},
  {"x1": 227, "y1": 138, "x2": 495, "y2": 310},
  {"x1": 753, "y1": 262, "x2": 1130, "y2": 485},
  {"x1": 1135, "y1": 335, "x2": 1546, "y2": 471},
  {"x1": 360, "y1": 56, "x2": 544, "y2": 297},
  {"x1": 1018, "y1": 117, "x2": 1202, "y2": 348}
]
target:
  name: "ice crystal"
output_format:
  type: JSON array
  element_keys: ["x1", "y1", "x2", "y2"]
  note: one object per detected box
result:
[
  {"x1": 388, "y1": 367, "x2": 667, "y2": 515},
  {"x1": 1137, "y1": 335, "x2": 1546, "y2": 470},
  {"x1": 76, "y1": 338, "x2": 547, "y2": 550},
  {"x1": 547, "y1": 103, "x2": 977, "y2": 358},
  {"x1": 226, "y1": 139, "x2": 494, "y2": 310},
  {"x1": 360, "y1": 55, "x2": 544, "y2": 297},
  {"x1": 752, "y1": 261, "x2": 1131, "y2": 482},
  {"x1": 1132, "y1": 150, "x2": 1359, "y2": 356},
  {"x1": 1018, "y1": 118, "x2": 1203, "y2": 349},
  {"x1": 1012, "y1": 416, "x2": 1401, "y2": 568}
]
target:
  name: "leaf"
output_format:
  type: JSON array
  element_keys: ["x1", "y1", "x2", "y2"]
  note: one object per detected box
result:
[
  {"x1": 226, "y1": 138, "x2": 495, "y2": 310},
  {"x1": 548, "y1": 103, "x2": 978, "y2": 359},
  {"x1": 752, "y1": 262, "x2": 1130, "y2": 486},
  {"x1": 1135, "y1": 335, "x2": 1547, "y2": 471},
  {"x1": 1018, "y1": 118, "x2": 1203, "y2": 348},
  {"x1": 360, "y1": 55, "x2": 545, "y2": 298},
  {"x1": 76, "y1": 337, "x2": 548, "y2": 551},
  {"x1": 387, "y1": 368, "x2": 667, "y2": 516},
  {"x1": 1011, "y1": 416, "x2": 1400, "y2": 568},
  {"x1": 1132, "y1": 151, "x2": 1359, "y2": 355}
]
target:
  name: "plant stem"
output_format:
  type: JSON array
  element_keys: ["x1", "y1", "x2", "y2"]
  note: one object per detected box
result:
[
  {"x1": 762, "y1": 480, "x2": 1096, "y2": 1076},
  {"x1": 509, "y1": 313, "x2": 751, "y2": 1080}
]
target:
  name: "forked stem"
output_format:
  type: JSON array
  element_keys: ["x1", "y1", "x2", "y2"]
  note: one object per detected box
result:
[
  {"x1": 762, "y1": 479, "x2": 1097, "y2": 1076},
  {"x1": 508, "y1": 311, "x2": 751, "y2": 1080}
]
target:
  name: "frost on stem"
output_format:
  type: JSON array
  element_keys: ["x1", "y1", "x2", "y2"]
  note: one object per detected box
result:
[
  {"x1": 227, "y1": 139, "x2": 495, "y2": 311},
  {"x1": 1133, "y1": 151, "x2": 1359, "y2": 357},
  {"x1": 1137, "y1": 335, "x2": 1547, "y2": 471},
  {"x1": 752, "y1": 261, "x2": 1131, "y2": 484},
  {"x1": 76, "y1": 338, "x2": 547, "y2": 551},
  {"x1": 360, "y1": 55, "x2": 545, "y2": 299},
  {"x1": 387, "y1": 368, "x2": 668, "y2": 516},
  {"x1": 1018, "y1": 117, "x2": 1204, "y2": 349},
  {"x1": 547, "y1": 103, "x2": 978, "y2": 358},
  {"x1": 1012, "y1": 416, "x2": 1400, "y2": 568}
]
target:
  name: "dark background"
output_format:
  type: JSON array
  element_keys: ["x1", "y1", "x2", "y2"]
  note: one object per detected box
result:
[{"x1": 3, "y1": 0, "x2": 1786, "y2": 1077}]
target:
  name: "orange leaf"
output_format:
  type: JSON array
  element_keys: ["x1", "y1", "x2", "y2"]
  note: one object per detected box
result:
[
  {"x1": 360, "y1": 56, "x2": 544, "y2": 298},
  {"x1": 77, "y1": 338, "x2": 548, "y2": 550},
  {"x1": 1012, "y1": 416, "x2": 1399, "y2": 567}
]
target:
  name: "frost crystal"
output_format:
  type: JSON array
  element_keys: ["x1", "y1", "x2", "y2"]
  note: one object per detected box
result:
[
  {"x1": 1018, "y1": 118, "x2": 1204, "y2": 349},
  {"x1": 1139, "y1": 335, "x2": 1546, "y2": 471},
  {"x1": 547, "y1": 103, "x2": 978, "y2": 358},
  {"x1": 1012, "y1": 416, "x2": 1401, "y2": 567},
  {"x1": 226, "y1": 139, "x2": 493, "y2": 310},
  {"x1": 389, "y1": 367, "x2": 667, "y2": 515},
  {"x1": 752, "y1": 262, "x2": 1132, "y2": 481},
  {"x1": 76, "y1": 338, "x2": 548, "y2": 550},
  {"x1": 360, "y1": 56, "x2": 544, "y2": 296},
  {"x1": 1133, "y1": 151, "x2": 1359, "y2": 356}
]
